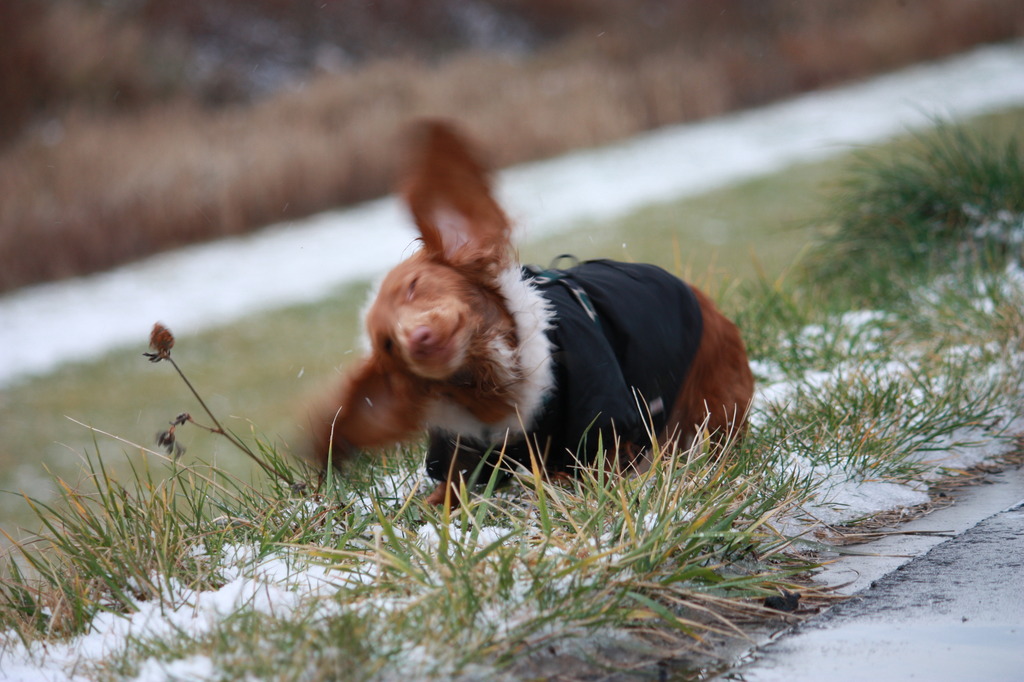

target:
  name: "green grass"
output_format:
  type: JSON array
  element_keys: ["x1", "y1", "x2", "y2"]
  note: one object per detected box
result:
[
  {"x1": 0, "y1": 419, "x2": 808, "y2": 679},
  {"x1": 1, "y1": 109, "x2": 1024, "y2": 679},
  {"x1": 747, "y1": 307, "x2": 1014, "y2": 481},
  {"x1": 521, "y1": 156, "x2": 836, "y2": 290},
  {"x1": 807, "y1": 115, "x2": 1024, "y2": 306},
  {"x1": 0, "y1": 283, "x2": 367, "y2": 540}
]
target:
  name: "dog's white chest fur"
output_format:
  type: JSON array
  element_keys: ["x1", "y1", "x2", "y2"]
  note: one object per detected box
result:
[{"x1": 425, "y1": 267, "x2": 555, "y2": 441}]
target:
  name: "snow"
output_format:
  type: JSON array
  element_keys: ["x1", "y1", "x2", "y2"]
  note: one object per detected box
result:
[
  {"x1": 1, "y1": 543, "x2": 344, "y2": 682},
  {"x1": 416, "y1": 523, "x2": 511, "y2": 554},
  {"x1": 967, "y1": 206, "x2": 1024, "y2": 248},
  {"x1": 3, "y1": 41, "x2": 1024, "y2": 388},
  {"x1": 4, "y1": 43, "x2": 1024, "y2": 681},
  {"x1": 752, "y1": 277, "x2": 1024, "y2": 534},
  {"x1": 132, "y1": 656, "x2": 215, "y2": 682}
]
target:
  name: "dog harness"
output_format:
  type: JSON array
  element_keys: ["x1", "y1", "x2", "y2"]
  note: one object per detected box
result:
[{"x1": 425, "y1": 259, "x2": 704, "y2": 484}]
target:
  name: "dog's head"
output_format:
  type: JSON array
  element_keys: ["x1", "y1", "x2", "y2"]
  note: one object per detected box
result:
[
  {"x1": 310, "y1": 121, "x2": 526, "y2": 463},
  {"x1": 364, "y1": 121, "x2": 518, "y2": 382}
]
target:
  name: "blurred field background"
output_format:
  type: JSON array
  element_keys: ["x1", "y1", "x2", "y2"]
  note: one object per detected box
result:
[{"x1": 2, "y1": 0, "x2": 1023, "y2": 292}]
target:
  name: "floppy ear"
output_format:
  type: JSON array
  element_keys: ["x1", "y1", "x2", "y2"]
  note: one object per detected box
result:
[
  {"x1": 310, "y1": 356, "x2": 426, "y2": 469},
  {"x1": 400, "y1": 119, "x2": 512, "y2": 269}
]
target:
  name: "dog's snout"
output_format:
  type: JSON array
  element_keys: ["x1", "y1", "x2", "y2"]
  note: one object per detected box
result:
[{"x1": 409, "y1": 325, "x2": 439, "y2": 357}]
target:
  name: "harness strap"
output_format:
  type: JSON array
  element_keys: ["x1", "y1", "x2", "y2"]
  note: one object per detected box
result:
[{"x1": 525, "y1": 255, "x2": 600, "y2": 325}]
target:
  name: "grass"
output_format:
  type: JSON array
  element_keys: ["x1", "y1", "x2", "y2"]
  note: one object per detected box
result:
[
  {"x1": 808, "y1": 119, "x2": 1024, "y2": 304},
  {"x1": 2, "y1": 112, "x2": 1024, "y2": 679},
  {"x1": 748, "y1": 305, "x2": 1015, "y2": 481},
  {"x1": 0, "y1": 282, "x2": 368, "y2": 539},
  {"x1": 0, "y1": 418, "x2": 809, "y2": 679},
  {"x1": 522, "y1": 154, "x2": 840, "y2": 287}
]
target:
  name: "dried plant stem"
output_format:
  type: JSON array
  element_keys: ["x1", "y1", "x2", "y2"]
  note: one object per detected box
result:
[{"x1": 166, "y1": 356, "x2": 294, "y2": 486}]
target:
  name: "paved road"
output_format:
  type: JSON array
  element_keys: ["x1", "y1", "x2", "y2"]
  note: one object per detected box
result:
[{"x1": 722, "y1": 467, "x2": 1024, "y2": 682}]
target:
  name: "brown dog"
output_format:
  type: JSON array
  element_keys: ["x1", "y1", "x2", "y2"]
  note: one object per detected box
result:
[{"x1": 310, "y1": 120, "x2": 754, "y2": 503}]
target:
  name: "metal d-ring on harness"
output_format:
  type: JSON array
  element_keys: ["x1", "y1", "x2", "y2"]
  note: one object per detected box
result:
[{"x1": 524, "y1": 254, "x2": 600, "y2": 326}]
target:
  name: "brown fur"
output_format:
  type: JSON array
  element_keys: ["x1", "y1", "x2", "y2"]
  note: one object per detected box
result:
[
  {"x1": 669, "y1": 287, "x2": 755, "y2": 446},
  {"x1": 308, "y1": 119, "x2": 754, "y2": 493}
]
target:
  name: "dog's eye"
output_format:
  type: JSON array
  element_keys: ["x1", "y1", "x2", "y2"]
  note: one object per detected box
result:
[
  {"x1": 381, "y1": 337, "x2": 394, "y2": 354},
  {"x1": 407, "y1": 277, "x2": 418, "y2": 300}
]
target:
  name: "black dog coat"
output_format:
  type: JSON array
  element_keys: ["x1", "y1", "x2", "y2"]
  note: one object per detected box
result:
[{"x1": 425, "y1": 259, "x2": 704, "y2": 484}]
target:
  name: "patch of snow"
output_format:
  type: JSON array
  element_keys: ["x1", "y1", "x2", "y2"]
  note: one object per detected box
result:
[
  {"x1": 967, "y1": 205, "x2": 1024, "y2": 248},
  {"x1": 748, "y1": 359, "x2": 786, "y2": 384},
  {"x1": 0, "y1": 542, "x2": 350, "y2": 681},
  {"x1": 416, "y1": 522, "x2": 512, "y2": 554},
  {"x1": 789, "y1": 456, "x2": 931, "y2": 528},
  {"x1": 130, "y1": 656, "x2": 215, "y2": 682},
  {"x1": 917, "y1": 413, "x2": 1024, "y2": 476}
]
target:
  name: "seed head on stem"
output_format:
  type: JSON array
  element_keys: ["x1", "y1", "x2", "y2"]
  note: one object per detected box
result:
[
  {"x1": 145, "y1": 323, "x2": 175, "y2": 363},
  {"x1": 144, "y1": 322, "x2": 295, "y2": 486}
]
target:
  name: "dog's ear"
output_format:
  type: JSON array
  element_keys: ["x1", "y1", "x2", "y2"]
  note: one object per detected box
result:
[
  {"x1": 310, "y1": 355, "x2": 426, "y2": 468},
  {"x1": 400, "y1": 119, "x2": 512, "y2": 270}
]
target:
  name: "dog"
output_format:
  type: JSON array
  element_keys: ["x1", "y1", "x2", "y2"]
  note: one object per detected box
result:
[{"x1": 309, "y1": 120, "x2": 754, "y2": 505}]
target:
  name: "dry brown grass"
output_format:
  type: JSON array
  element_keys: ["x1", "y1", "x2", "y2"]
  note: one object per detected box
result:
[{"x1": 1, "y1": 0, "x2": 1022, "y2": 292}]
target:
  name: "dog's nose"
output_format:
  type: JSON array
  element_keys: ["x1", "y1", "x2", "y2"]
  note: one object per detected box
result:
[{"x1": 409, "y1": 325, "x2": 438, "y2": 357}]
